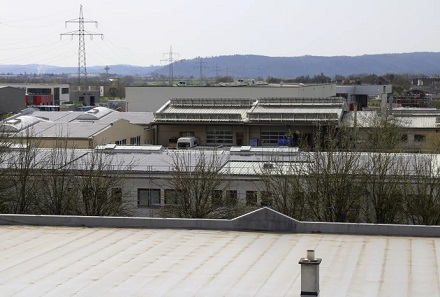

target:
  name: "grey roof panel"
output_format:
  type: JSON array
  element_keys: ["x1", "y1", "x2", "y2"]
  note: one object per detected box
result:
[{"x1": 0, "y1": 226, "x2": 439, "y2": 297}]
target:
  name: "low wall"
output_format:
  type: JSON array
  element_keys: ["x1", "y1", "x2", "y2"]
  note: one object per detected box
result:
[{"x1": 1, "y1": 208, "x2": 440, "y2": 237}]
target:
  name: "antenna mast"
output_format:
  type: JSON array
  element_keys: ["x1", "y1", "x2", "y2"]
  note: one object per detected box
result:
[{"x1": 61, "y1": 5, "x2": 103, "y2": 89}]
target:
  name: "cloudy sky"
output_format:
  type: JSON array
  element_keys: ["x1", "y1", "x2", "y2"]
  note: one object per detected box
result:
[{"x1": 1, "y1": 0, "x2": 439, "y2": 67}]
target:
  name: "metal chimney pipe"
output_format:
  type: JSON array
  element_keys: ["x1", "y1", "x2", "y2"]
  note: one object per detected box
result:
[{"x1": 299, "y1": 249, "x2": 322, "y2": 296}]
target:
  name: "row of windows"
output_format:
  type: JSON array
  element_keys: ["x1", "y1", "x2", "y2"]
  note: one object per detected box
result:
[
  {"x1": 115, "y1": 136, "x2": 142, "y2": 146},
  {"x1": 115, "y1": 139, "x2": 127, "y2": 145},
  {"x1": 137, "y1": 189, "x2": 268, "y2": 208},
  {"x1": 260, "y1": 131, "x2": 286, "y2": 146},
  {"x1": 130, "y1": 136, "x2": 141, "y2": 145},
  {"x1": 398, "y1": 134, "x2": 426, "y2": 142},
  {"x1": 179, "y1": 130, "x2": 288, "y2": 146},
  {"x1": 206, "y1": 128, "x2": 233, "y2": 145}
]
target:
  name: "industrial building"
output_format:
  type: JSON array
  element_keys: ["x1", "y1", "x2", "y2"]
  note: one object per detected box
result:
[
  {"x1": 0, "y1": 107, "x2": 154, "y2": 148},
  {"x1": 153, "y1": 97, "x2": 346, "y2": 148}
]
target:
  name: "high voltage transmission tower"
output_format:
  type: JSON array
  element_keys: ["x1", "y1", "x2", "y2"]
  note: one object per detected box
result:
[
  {"x1": 61, "y1": 5, "x2": 103, "y2": 89},
  {"x1": 195, "y1": 57, "x2": 208, "y2": 84},
  {"x1": 161, "y1": 45, "x2": 179, "y2": 86}
]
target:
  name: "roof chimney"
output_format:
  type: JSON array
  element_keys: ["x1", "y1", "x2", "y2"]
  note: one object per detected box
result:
[{"x1": 298, "y1": 249, "x2": 322, "y2": 296}]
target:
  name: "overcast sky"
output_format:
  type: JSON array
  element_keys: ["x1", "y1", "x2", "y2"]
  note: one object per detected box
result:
[{"x1": 1, "y1": 0, "x2": 439, "y2": 67}]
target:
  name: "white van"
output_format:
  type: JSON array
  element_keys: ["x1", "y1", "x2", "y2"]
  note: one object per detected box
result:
[{"x1": 177, "y1": 137, "x2": 198, "y2": 149}]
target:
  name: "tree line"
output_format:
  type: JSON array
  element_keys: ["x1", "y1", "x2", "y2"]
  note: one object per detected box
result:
[{"x1": 3, "y1": 115, "x2": 440, "y2": 225}]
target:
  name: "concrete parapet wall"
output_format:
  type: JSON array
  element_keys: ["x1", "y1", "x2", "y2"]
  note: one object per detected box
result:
[{"x1": 1, "y1": 208, "x2": 440, "y2": 237}]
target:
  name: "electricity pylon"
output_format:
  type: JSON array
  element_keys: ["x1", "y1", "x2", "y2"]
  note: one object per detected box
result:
[
  {"x1": 161, "y1": 46, "x2": 179, "y2": 86},
  {"x1": 61, "y1": 5, "x2": 103, "y2": 89}
]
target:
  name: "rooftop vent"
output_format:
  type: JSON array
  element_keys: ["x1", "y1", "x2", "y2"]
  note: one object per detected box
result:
[{"x1": 299, "y1": 250, "x2": 322, "y2": 296}]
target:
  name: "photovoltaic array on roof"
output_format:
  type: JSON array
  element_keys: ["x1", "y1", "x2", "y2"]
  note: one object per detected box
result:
[
  {"x1": 154, "y1": 113, "x2": 243, "y2": 122},
  {"x1": 170, "y1": 98, "x2": 255, "y2": 107},
  {"x1": 257, "y1": 97, "x2": 345, "y2": 106}
]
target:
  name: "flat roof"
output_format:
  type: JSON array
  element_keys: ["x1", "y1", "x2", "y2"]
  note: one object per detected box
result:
[{"x1": 0, "y1": 225, "x2": 439, "y2": 296}]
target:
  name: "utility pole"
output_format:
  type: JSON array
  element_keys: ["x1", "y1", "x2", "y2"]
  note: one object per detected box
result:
[
  {"x1": 161, "y1": 45, "x2": 179, "y2": 86},
  {"x1": 61, "y1": 5, "x2": 103, "y2": 89}
]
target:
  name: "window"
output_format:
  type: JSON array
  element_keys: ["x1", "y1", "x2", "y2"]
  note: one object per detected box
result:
[
  {"x1": 226, "y1": 190, "x2": 238, "y2": 206},
  {"x1": 246, "y1": 191, "x2": 257, "y2": 206},
  {"x1": 115, "y1": 139, "x2": 127, "y2": 145},
  {"x1": 260, "y1": 130, "x2": 287, "y2": 146},
  {"x1": 164, "y1": 189, "x2": 179, "y2": 205},
  {"x1": 61, "y1": 88, "x2": 69, "y2": 94},
  {"x1": 414, "y1": 134, "x2": 426, "y2": 142},
  {"x1": 28, "y1": 88, "x2": 51, "y2": 95},
  {"x1": 111, "y1": 188, "x2": 122, "y2": 202},
  {"x1": 130, "y1": 136, "x2": 141, "y2": 145},
  {"x1": 138, "y1": 189, "x2": 161, "y2": 207},
  {"x1": 179, "y1": 132, "x2": 195, "y2": 137},
  {"x1": 206, "y1": 127, "x2": 233, "y2": 145},
  {"x1": 212, "y1": 190, "x2": 223, "y2": 207}
]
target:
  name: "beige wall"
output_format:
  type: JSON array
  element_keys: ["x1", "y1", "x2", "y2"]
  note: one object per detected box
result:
[
  {"x1": 94, "y1": 119, "x2": 147, "y2": 146},
  {"x1": 157, "y1": 124, "x2": 248, "y2": 147},
  {"x1": 156, "y1": 123, "x2": 318, "y2": 147}
]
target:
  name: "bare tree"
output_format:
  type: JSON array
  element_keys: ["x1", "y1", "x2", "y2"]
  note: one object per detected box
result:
[
  {"x1": 161, "y1": 149, "x2": 239, "y2": 218},
  {"x1": 304, "y1": 150, "x2": 364, "y2": 222},
  {"x1": 355, "y1": 114, "x2": 404, "y2": 153},
  {"x1": 34, "y1": 138, "x2": 80, "y2": 215},
  {"x1": 362, "y1": 152, "x2": 408, "y2": 224},
  {"x1": 259, "y1": 154, "x2": 308, "y2": 220},
  {"x1": 300, "y1": 125, "x2": 364, "y2": 222},
  {"x1": 4, "y1": 129, "x2": 41, "y2": 214},
  {"x1": 71, "y1": 148, "x2": 133, "y2": 216},
  {"x1": 404, "y1": 155, "x2": 440, "y2": 225}
]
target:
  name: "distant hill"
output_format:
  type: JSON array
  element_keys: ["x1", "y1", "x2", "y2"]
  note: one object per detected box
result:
[
  {"x1": 1, "y1": 52, "x2": 439, "y2": 78},
  {"x1": 153, "y1": 52, "x2": 440, "y2": 78}
]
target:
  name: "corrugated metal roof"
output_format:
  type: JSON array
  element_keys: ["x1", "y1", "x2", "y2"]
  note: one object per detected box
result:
[
  {"x1": 92, "y1": 111, "x2": 154, "y2": 125},
  {"x1": 221, "y1": 161, "x2": 308, "y2": 175},
  {"x1": 32, "y1": 111, "x2": 81, "y2": 122},
  {"x1": 30, "y1": 121, "x2": 110, "y2": 138},
  {"x1": 342, "y1": 110, "x2": 440, "y2": 129},
  {"x1": 1, "y1": 225, "x2": 439, "y2": 297}
]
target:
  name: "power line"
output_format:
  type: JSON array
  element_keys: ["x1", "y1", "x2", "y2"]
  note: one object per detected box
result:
[
  {"x1": 61, "y1": 5, "x2": 103, "y2": 88},
  {"x1": 161, "y1": 45, "x2": 179, "y2": 86}
]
